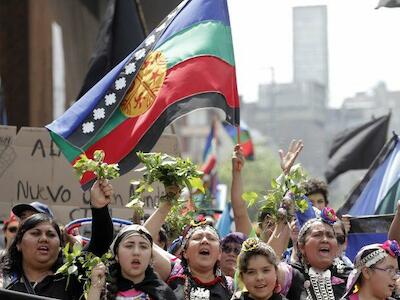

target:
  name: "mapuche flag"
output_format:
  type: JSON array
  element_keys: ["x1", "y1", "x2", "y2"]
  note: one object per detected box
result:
[
  {"x1": 223, "y1": 121, "x2": 254, "y2": 160},
  {"x1": 46, "y1": 0, "x2": 240, "y2": 189}
]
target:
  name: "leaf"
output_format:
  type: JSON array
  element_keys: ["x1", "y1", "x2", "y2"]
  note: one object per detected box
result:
[
  {"x1": 93, "y1": 150, "x2": 105, "y2": 162},
  {"x1": 68, "y1": 265, "x2": 78, "y2": 275},
  {"x1": 271, "y1": 178, "x2": 277, "y2": 189},
  {"x1": 134, "y1": 166, "x2": 147, "y2": 172},
  {"x1": 188, "y1": 177, "x2": 205, "y2": 194},
  {"x1": 73, "y1": 242, "x2": 82, "y2": 256},
  {"x1": 242, "y1": 191, "x2": 258, "y2": 207},
  {"x1": 135, "y1": 184, "x2": 146, "y2": 193},
  {"x1": 56, "y1": 263, "x2": 69, "y2": 274},
  {"x1": 126, "y1": 198, "x2": 144, "y2": 208}
]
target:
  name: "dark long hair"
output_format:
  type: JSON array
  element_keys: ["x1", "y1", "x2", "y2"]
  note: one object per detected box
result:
[
  {"x1": 180, "y1": 225, "x2": 231, "y2": 299},
  {"x1": 0, "y1": 213, "x2": 63, "y2": 276}
]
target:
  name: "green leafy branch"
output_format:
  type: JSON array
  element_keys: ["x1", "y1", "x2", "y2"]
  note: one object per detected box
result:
[
  {"x1": 56, "y1": 243, "x2": 112, "y2": 299},
  {"x1": 73, "y1": 150, "x2": 120, "y2": 180},
  {"x1": 126, "y1": 152, "x2": 204, "y2": 217},
  {"x1": 164, "y1": 197, "x2": 197, "y2": 240},
  {"x1": 242, "y1": 163, "x2": 309, "y2": 222}
]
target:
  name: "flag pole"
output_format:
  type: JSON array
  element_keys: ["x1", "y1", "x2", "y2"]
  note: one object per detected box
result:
[{"x1": 236, "y1": 125, "x2": 241, "y2": 171}]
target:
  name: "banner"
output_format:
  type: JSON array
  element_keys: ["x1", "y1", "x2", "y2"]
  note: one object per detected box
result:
[{"x1": 0, "y1": 126, "x2": 178, "y2": 224}]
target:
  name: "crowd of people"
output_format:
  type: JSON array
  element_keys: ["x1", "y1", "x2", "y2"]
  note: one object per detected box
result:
[{"x1": 0, "y1": 141, "x2": 400, "y2": 300}]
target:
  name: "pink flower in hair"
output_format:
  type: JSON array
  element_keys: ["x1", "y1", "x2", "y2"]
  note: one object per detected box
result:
[
  {"x1": 382, "y1": 240, "x2": 400, "y2": 257},
  {"x1": 320, "y1": 207, "x2": 337, "y2": 225}
]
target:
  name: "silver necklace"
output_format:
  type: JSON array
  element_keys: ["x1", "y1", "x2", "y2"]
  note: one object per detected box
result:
[{"x1": 305, "y1": 268, "x2": 335, "y2": 300}]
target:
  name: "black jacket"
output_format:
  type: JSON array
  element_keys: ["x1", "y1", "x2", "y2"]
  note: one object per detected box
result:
[{"x1": 4, "y1": 206, "x2": 113, "y2": 299}]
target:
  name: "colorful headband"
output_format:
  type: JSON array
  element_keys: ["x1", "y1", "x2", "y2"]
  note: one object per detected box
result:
[
  {"x1": 355, "y1": 248, "x2": 387, "y2": 269},
  {"x1": 111, "y1": 224, "x2": 153, "y2": 256},
  {"x1": 181, "y1": 216, "x2": 219, "y2": 250},
  {"x1": 241, "y1": 238, "x2": 260, "y2": 252}
]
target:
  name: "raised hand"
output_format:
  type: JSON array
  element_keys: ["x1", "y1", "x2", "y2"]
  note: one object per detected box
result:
[
  {"x1": 232, "y1": 144, "x2": 245, "y2": 172},
  {"x1": 163, "y1": 184, "x2": 181, "y2": 202},
  {"x1": 90, "y1": 179, "x2": 113, "y2": 208},
  {"x1": 279, "y1": 139, "x2": 304, "y2": 174},
  {"x1": 87, "y1": 262, "x2": 106, "y2": 299}
]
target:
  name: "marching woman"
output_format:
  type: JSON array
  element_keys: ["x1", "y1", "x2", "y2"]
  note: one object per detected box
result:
[
  {"x1": 232, "y1": 238, "x2": 287, "y2": 300},
  {"x1": 144, "y1": 190, "x2": 233, "y2": 299},
  {"x1": 273, "y1": 208, "x2": 353, "y2": 300},
  {"x1": 342, "y1": 240, "x2": 400, "y2": 300},
  {"x1": 88, "y1": 224, "x2": 177, "y2": 300},
  {"x1": 166, "y1": 217, "x2": 233, "y2": 299},
  {"x1": 0, "y1": 180, "x2": 114, "y2": 299}
]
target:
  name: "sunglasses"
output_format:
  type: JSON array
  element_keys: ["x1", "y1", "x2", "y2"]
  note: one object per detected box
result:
[
  {"x1": 222, "y1": 245, "x2": 241, "y2": 255},
  {"x1": 7, "y1": 226, "x2": 18, "y2": 233},
  {"x1": 336, "y1": 235, "x2": 346, "y2": 245}
]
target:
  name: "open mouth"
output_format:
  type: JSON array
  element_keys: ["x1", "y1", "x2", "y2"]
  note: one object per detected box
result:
[
  {"x1": 199, "y1": 248, "x2": 210, "y2": 256},
  {"x1": 37, "y1": 245, "x2": 49, "y2": 254},
  {"x1": 131, "y1": 259, "x2": 141, "y2": 267},
  {"x1": 319, "y1": 246, "x2": 330, "y2": 256}
]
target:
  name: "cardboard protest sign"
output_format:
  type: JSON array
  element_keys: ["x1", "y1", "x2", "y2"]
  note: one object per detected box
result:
[{"x1": 0, "y1": 126, "x2": 179, "y2": 224}]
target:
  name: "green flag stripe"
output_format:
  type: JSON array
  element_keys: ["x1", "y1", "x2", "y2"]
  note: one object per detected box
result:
[
  {"x1": 156, "y1": 21, "x2": 235, "y2": 68},
  {"x1": 50, "y1": 131, "x2": 82, "y2": 162},
  {"x1": 375, "y1": 177, "x2": 400, "y2": 214}
]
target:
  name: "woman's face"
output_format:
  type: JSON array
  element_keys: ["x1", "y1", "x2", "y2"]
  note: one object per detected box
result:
[
  {"x1": 183, "y1": 228, "x2": 221, "y2": 273},
  {"x1": 18, "y1": 222, "x2": 60, "y2": 271},
  {"x1": 4, "y1": 220, "x2": 19, "y2": 248},
  {"x1": 366, "y1": 255, "x2": 399, "y2": 299},
  {"x1": 241, "y1": 255, "x2": 277, "y2": 300},
  {"x1": 333, "y1": 222, "x2": 347, "y2": 256},
  {"x1": 300, "y1": 222, "x2": 338, "y2": 271},
  {"x1": 117, "y1": 234, "x2": 152, "y2": 284},
  {"x1": 220, "y1": 242, "x2": 241, "y2": 277}
]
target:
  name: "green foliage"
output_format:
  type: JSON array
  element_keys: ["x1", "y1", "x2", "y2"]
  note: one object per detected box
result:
[
  {"x1": 56, "y1": 243, "x2": 112, "y2": 299},
  {"x1": 73, "y1": 150, "x2": 120, "y2": 180},
  {"x1": 243, "y1": 163, "x2": 309, "y2": 222},
  {"x1": 164, "y1": 197, "x2": 196, "y2": 240},
  {"x1": 126, "y1": 152, "x2": 204, "y2": 218},
  {"x1": 242, "y1": 191, "x2": 258, "y2": 207}
]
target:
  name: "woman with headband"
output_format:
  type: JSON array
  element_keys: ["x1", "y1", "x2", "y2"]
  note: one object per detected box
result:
[
  {"x1": 166, "y1": 217, "x2": 233, "y2": 299},
  {"x1": 87, "y1": 224, "x2": 177, "y2": 300},
  {"x1": 139, "y1": 183, "x2": 233, "y2": 299},
  {"x1": 232, "y1": 238, "x2": 287, "y2": 300},
  {"x1": 272, "y1": 208, "x2": 352, "y2": 300},
  {"x1": 342, "y1": 240, "x2": 400, "y2": 300}
]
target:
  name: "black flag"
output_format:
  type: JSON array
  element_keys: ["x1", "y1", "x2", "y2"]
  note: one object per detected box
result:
[
  {"x1": 78, "y1": 0, "x2": 145, "y2": 98},
  {"x1": 325, "y1": 113, "x2": 390, "y2": 183},
  {"x1": 376, "y1": 0, "x2": 400, "y2": 8}
]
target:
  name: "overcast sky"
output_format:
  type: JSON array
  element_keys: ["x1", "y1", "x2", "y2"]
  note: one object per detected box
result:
[{"x1": 227, "y1": 0, "x2": 400, "y2": 108}]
